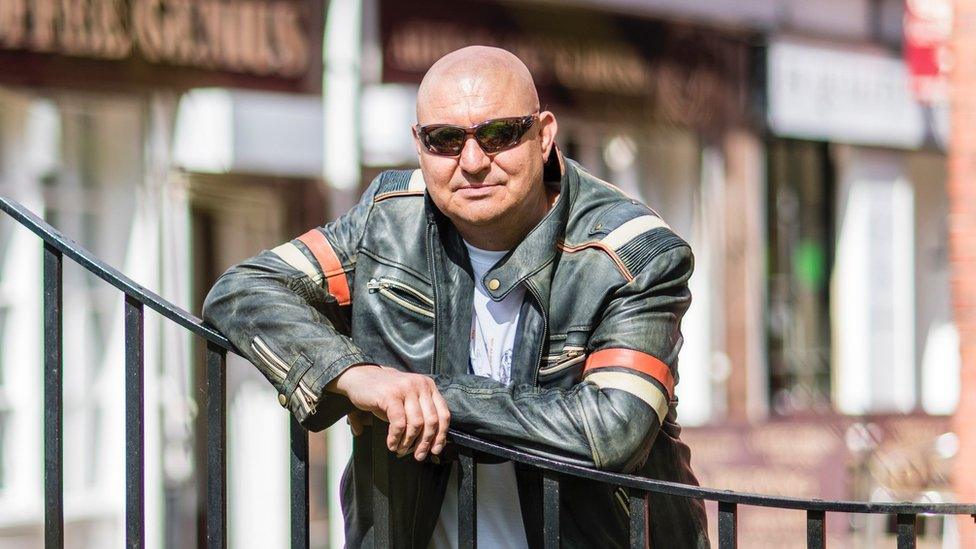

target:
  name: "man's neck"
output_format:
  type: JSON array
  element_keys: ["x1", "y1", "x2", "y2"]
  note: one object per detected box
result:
[{"x1": 454, "y1": 186, "x2": 559, "y2": 251}]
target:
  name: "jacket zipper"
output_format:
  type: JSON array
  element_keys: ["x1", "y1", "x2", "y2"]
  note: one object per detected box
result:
[
  {"x1": 366, "y1": 277, "x2": 435, "y2": 318},
  {"x1": 426, "y1": 223, "x2": 439, "y2": 374},
  {"x1": 526, "y1": 282, "x2": 549, "y2": 386},
  {"x1": 251, "y1": 336, "x2": 315, "y2": 410},
  {"x1": 538, "y1": 349, "x2": 586, "y2": 376},
  {"x1": 542, "y1": 346, "x2": 585, "y2": 363},
  {"x1": 615, "y1": 487, "x2": 632, "y2": 517}
]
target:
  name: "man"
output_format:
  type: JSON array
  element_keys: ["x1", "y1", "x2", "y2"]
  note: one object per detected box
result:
[{"x1": 203, "y1": 46, "x2": 709, "y2": 548}]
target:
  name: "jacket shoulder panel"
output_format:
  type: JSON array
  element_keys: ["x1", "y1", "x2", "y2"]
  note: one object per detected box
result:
[
  {"x1": 565, "y1": 170, "x2": 687, "y2": 280},
  {"x1": 373, "y1": 169, "x2": 426, "y2": 202},
  {"x1": 614, "y1": 226, "x2": 688, "y2": 276},
  {"x1": 358, "y1": 170, "x2": 429, "y2": 275}
]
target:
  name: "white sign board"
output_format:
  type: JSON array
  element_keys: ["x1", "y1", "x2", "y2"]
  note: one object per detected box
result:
[{"x1": 767, "y1": 39, "x2": 927, "y2": 148}]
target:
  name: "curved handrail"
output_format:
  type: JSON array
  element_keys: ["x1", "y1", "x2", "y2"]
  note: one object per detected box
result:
[
  {"x1": 449, "y1": 431, "x2": 976, "y2": 516},
  {"x1": 3, "y1": 194, "x2": 974, "y2": 519},
  {"x1": 0, "y1": 195, "x2": 234, "y2": 350}
]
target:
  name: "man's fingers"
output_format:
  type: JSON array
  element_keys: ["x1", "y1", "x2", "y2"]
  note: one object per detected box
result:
[
  {"x1": 367, "y1": 372, "x2": 450, "y2": 458},
  {"x1": 385, "y1": 399, "x2": 406, "y2": 452},
  {"x1": 399, "y1": 396, "x2": 423, "y2": 455},
  {"x1": 431, "y1": 389, "x2": 451, "y2": 455},
  {"x1": 414, "y1": 394, "x2": 439, "y2": 460}
]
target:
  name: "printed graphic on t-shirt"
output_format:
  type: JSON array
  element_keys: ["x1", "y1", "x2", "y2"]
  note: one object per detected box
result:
[
  {"x1": 470, "y1": 316, "x2": 516, "y2": 385},
  {"x1": 500, "y1": 349, "x2": 513, "y2": 383}
]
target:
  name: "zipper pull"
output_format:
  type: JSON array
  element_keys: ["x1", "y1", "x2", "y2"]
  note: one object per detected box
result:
[{"x1": 367, "y1": 278, "x2": 380, "y2": 293}]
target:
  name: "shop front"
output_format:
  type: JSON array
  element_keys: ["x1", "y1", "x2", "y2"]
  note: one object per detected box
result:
[
  {"x1": 0, "y1": 2, "x2": 327, "y2": 547},
  {"x1": 685, "y1": 35, "x2": 959, "y2": 547}
]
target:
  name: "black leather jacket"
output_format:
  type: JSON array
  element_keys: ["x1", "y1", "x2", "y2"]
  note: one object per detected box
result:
[{"x1": 203, "y1": 155, "x2": 709, "y2": 548}]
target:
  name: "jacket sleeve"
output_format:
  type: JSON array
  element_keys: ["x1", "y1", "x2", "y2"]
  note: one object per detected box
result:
[
  {"x1": 433, "y1": 244, "x2": 693, "y2": 473},
  {"x1": 202, "y1": 175, "x2": 384, "y2": 431}
]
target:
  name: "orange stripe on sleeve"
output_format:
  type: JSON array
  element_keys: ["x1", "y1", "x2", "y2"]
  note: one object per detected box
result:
[
  {"x1": 583, "y1": 348, "x2": 675, "y2": 398},
  {"x1": 297, "y1": 229, "x2": 352, "y2": 306}
]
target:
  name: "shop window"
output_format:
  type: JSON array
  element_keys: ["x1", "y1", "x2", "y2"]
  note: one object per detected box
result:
[
  {"x1": 0, "y1": 178, "x2": 11, "y2": 497},
  {"x1": 0, "y1": 411, "x2": 6, "y2": 489},
  {"x1": 40, "y1": 96, "x2": 142, "y2": 495},
  {"x1": 0, "y1": 306, "x2": 7, "y2": 491},
  {"x1": 85, "y1": 406, "x2": 104, "y2": 488},
  {"x1": 0, "y1": 219, "x2": 8, "y2": 390},
  {"x1": 767, "y1": 139, "x2": 834, "y2": 414},
  {"x1": 0, "y1": 305, "x2": 6, "y2": 387},
  {"x1": 0, "y1": 95, "x2": 16, "y2": 498},
  {"x1": 0, "y1": 221, "x2": 10, "y2": 281}
]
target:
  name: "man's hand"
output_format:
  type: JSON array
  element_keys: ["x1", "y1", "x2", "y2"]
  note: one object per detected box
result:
[{"x1": 327, "y1": 364, "x2": 450, "y2": 461}]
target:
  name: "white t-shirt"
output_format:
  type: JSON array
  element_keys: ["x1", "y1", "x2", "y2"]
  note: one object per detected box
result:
[{"x1": 428, "y1": 242, "x2": 529, "y2": 549}]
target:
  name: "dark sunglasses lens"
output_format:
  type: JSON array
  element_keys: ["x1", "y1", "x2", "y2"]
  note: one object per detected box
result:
[
  {"x1": 424, "y1": 126, "x2": 466, "y2": 154},
  {"x1": 475, "y1": 119, "x2": 522, "y2": 152}
]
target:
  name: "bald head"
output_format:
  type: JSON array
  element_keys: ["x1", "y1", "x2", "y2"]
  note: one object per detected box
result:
[{"x1": 416, "y1": 46, "x2": 540, "y2": 124}]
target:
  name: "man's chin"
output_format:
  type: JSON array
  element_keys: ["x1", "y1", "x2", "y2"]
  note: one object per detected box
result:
[{"x1": 451, "y1": 205, "x2": 510, "y2": 228}]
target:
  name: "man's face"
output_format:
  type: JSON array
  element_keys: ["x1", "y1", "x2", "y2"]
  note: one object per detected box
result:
[{"x1": 413, "y1": 74, "x2": 557, "y2": 230}]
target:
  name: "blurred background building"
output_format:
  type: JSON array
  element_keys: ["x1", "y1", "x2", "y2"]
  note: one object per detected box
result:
[{"x1": 0, "y1": 0, "x2": 969, "y2": 547}]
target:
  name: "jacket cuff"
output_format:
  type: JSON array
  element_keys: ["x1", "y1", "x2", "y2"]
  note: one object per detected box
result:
[{"x1": 291, "y1": 351, "x2": 372, "y2": 431}]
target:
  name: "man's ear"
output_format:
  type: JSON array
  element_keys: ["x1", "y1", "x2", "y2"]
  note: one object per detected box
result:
[{"x1": 539, "y1": 111, "x2": 558, "y2": 161}]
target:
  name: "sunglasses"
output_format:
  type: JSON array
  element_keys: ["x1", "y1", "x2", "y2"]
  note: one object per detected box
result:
[{"x1": 414, "y1": 114, "x2": 539, "y2": 156}]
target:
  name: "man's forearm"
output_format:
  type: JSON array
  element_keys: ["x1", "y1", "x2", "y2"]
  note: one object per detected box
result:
[{"x1": 433, "y1": 373, "x2": 661, "y2": 473}]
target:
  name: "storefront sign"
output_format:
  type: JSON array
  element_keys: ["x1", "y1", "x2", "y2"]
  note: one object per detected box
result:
[
  {"x1": 0, "y1": 0, "x2": 322, "y2": 92},
  {"x1": 380, "y1": 0, "x2": 753, "y2": 131},
  {"x1": 766, "y1": 38, "x2": 927, "y2": 148},
  {"x1": 386, "y1": 20, "x2": 654, "y2": 97}
]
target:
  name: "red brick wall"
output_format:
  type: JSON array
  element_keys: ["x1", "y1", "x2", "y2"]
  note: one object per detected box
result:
[{"x1": 950, "y1": 1, "x2": 976, "y2": 544}]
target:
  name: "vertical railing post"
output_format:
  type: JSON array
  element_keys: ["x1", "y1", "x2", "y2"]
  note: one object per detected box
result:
[
  {"x1": 457, "y1": 448, "x2": 477, "y2": 548},
  {"x1": 43, "y1": 243, "x2": 63, "y2": 548},
  {"x1": 897, "y1": 514, "x2": 917, "y2": 549},
  {"x1": 542, "y1": 471, "x2": 560, "y2": 549},
  {"x1": 290, "y1": 417, "x2": 310, "y2": 549},
  {"x1": 371, "y1": 422, "x2": 394, "y2": 546},
  {"x1": 718, "y1": 501, "x2": 737, "y2": 549},
  {"x1": 205, "y1": 343, "x2": 227, "y2": 548},
  {"x1": 124, "y1": 294, "x2": 145, "y2": 547},
  {"x1": 806, "y1": 510, "x2": 825, "y2": 549},
  {"x1": 628, "y1": 489, "x2": 647, "y2": 549}
]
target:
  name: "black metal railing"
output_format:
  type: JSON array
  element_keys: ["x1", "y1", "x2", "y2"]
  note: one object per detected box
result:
[{"x1": 3, "y1": 195, "x2": 975, "y2": 549}]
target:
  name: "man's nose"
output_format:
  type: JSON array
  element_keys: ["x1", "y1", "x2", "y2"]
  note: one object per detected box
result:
[{"x1": 458, "y1": 136, "x2": 490, "y2": 175}]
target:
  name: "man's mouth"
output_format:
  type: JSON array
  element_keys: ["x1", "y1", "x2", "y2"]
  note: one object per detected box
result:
[
  {"x1": 455, "y1": 183, "x2": 502, "y2": 197},
  {"x1": 455, "y1": 181, "x2": 502, "y2": 190}
]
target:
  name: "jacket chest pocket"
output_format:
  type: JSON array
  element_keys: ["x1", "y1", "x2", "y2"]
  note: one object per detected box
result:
[
  {"x1": 354, "y1": 253, "x2": 435, "y2": 372},
  {"x1": 366, "y1": 276, "x2": 435, "y2": 319}
]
